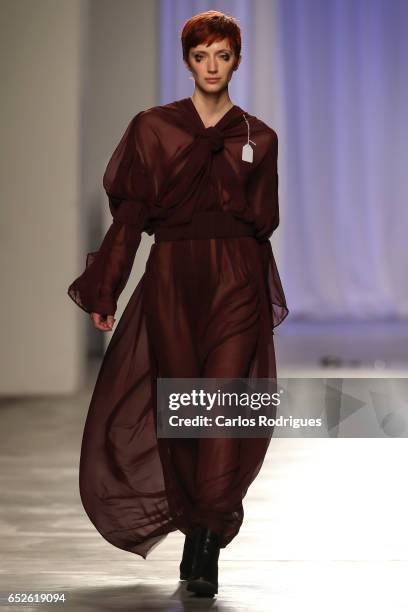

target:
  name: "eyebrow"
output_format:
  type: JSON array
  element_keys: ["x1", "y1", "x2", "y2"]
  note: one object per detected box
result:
[{"x1": 192, "y1": 49, "x2": 232, "y2": 54}]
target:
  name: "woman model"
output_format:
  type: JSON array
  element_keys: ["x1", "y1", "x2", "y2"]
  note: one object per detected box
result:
[{"x1": 68, "y1": 10, "x2": 288, "y2": 599}]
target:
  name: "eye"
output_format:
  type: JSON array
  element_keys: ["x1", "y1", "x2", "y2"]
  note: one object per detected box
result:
[
  {"x1": 194, "y1": 54, "x2": 202, "y2": 62},
  {"x1": 221, "y1": 54, "x2": 231, "y2": 61}
]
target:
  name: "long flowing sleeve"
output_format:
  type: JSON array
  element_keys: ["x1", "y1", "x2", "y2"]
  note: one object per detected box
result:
[
  {"x1": 67, "y1": 113, "x2": 150, "y2": 316},
  {"x1": 246, "y1": 131, "x2": 289, "y2": 329}
]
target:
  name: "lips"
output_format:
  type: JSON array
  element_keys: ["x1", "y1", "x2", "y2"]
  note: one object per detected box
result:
[{"x1": 205, "y1": 78, "x2": 220, "y2": 82}]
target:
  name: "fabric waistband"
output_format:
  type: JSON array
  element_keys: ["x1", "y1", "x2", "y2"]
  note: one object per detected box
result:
[{"x1": 154, "y1": 211, "x2": 255, "y2": 242}]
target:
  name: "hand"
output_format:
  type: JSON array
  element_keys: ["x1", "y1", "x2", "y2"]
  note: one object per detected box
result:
[{"x1": 90, "y1": 312, "x2": 116, "y2": 331}]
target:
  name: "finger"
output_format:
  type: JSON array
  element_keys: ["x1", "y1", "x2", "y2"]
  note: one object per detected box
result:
[
  {"x1": 106, "y1": 315, "x2": 115, "y2": 329},
  {"x1": 99, "y1": 316, "x2": 114, "y2": 331}
]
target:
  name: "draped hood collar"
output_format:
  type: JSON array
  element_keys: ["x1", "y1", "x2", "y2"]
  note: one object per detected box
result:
[{"x1": 156, "y1": 97, "x2": 264, "y2": 154}]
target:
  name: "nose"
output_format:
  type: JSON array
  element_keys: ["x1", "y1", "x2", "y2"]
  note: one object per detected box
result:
[{"x1": 207, "y1": 59, "x2": 218, "y2": 73}]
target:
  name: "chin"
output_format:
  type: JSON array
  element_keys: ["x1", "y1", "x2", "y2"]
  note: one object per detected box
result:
[{"x1": 200, "y1": 82, "x2": 226, "y2": 93}]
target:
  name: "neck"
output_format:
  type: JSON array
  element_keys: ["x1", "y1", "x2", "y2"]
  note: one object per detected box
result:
[{"x1": 190, "y1": 89, "x2": 234, "y2": 128}]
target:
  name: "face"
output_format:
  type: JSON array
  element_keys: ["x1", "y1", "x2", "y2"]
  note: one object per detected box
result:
[{"x1": 184, "y1": 38, "x2": 241, "y2": 94}]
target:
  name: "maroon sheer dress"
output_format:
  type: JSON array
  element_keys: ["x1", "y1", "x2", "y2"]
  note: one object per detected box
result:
[{"x1": 67, "y1": 97, "x2": 289, "y2": 559}]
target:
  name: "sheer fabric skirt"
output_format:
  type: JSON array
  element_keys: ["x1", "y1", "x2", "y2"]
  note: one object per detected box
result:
[{"x1": 79, "y1": 235, "x2": 277, "y2": 558}]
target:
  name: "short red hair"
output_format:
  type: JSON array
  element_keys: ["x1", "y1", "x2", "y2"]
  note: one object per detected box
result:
[{"x1": 181, "y1": 10, "x2": 241, "y2": 69}]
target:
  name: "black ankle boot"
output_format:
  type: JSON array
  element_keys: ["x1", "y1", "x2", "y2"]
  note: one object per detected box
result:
[
  {"x1": 186, "y1": 527, "x2": 220, "y2": 597},
  {"x1": 179, "y1": 531, "x2": 197, "y2": 580}
]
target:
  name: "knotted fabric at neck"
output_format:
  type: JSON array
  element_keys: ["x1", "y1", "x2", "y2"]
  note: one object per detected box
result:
[{"x1": 195, "y1": 126, "x2": 225, "y2": 153}]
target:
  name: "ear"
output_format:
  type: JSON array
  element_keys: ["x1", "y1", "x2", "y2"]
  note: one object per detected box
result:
[{"x1": 234, "y1": 55, "x2": 242, "y2": 71}]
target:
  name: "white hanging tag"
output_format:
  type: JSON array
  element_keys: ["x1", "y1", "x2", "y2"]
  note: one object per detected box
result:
[
  {"x1": 242, "y1": 143, "x2": 253, "y2": 163},
  {"x1": 241, "y1": 113, "x2": 256, "y2": 163}
]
